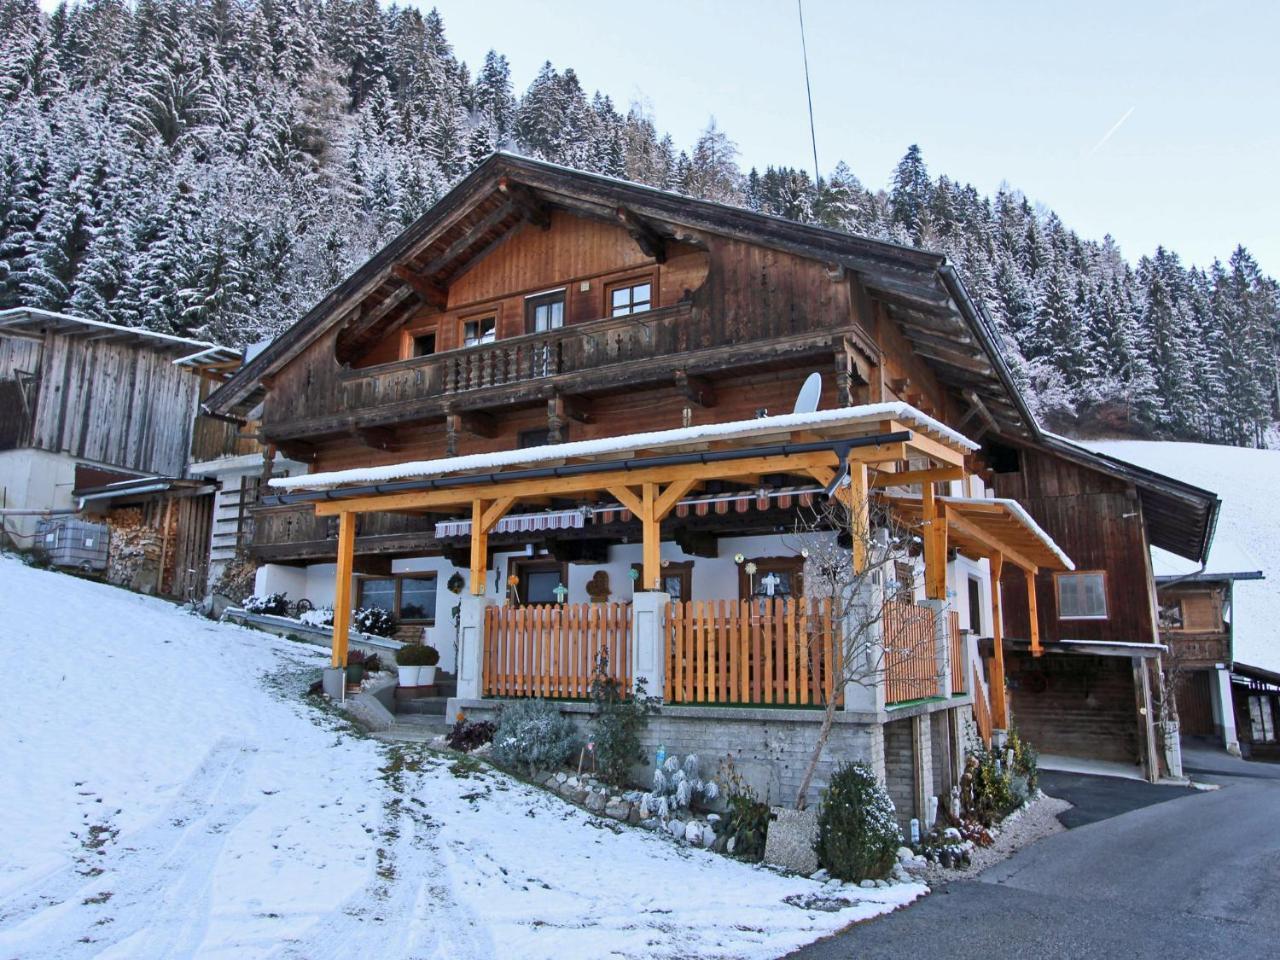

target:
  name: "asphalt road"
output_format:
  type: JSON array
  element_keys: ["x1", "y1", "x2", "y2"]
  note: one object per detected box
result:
[{"x1": 785, "y1": 763, "x2": 1280, "y2": 960}]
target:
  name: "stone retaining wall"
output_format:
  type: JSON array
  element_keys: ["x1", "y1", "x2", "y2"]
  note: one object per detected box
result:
[{"x1": 449, "y1": 697, "x2": 885, "y2": 807}]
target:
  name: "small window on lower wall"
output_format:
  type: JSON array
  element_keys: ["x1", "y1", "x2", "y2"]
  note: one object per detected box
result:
[
  {"x1": 357, "y1": 573, "x2": 437, "y2": 624},
  {"x1": 1055, "y1": 571, "x2": 1108, "y2": 620}
]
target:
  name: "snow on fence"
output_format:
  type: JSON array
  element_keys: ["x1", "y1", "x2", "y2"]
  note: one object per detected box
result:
[
  {"x1": 482, "y1": 602, "x2": 631, "y2": 698},
  {"x1": 664, "y1": 598, "x2": 842, "y2": 707},
  {"x1": 883, "y1": 600, "x2": 940, "y2": 705}
]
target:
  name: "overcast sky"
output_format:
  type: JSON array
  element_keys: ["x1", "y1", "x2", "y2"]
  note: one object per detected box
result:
[{"x1": 426, "y1": 0, "x2": 1278, "y2": 275}]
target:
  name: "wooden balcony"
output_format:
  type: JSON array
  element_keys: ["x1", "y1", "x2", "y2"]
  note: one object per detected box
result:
[
  {"x1": 250, "y1": 503, "x2": 439, "y2": 561},
  {"x1": 265, "y1": 301, "x2": 847, "y2": 439}
]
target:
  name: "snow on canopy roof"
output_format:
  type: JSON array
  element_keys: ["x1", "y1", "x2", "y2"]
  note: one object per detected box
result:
[
  {"x1": 884, "y1": 493, "x2": 1074, "y2": 572},
  {"x1": 271, "y1": 402, "x2": 978, "y2": 493},
  {"x1": 1087, "y1": 439, "x2": 1277, "y2": 672}
]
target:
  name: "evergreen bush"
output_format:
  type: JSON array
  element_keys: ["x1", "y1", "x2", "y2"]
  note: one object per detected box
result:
[
  {"x1": 243, "y1": 593, "x2": 289, "y2": 615},
  {"x1": 490, "y1": 699, "x2": 580, "y2": 776},
  {"x1": 589, "y1": 654, "x2": 659, "y2": 788},
  {"x1": 352, "y1": 606, "x2": 396, "y2": 637},
  {"x1": 815, "y1": 761, "x2": 900, "y2": 882},
  {"x1": 717, "y1": 756, "x2": 770, "y2": 861},
  {"x1": 395, "y1": 644, "x2": 439, "y2": 667}
]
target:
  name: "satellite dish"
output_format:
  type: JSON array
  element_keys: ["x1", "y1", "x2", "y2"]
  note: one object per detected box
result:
[{"x1": 793, "y1": 372, "x2": 822, "y2": 415}]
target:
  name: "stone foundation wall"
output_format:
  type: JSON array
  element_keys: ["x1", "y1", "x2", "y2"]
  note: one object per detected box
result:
[
  {"x1": 930, "y1": 710, "x2": 952, "y2": 798},
  {"x1": 450, "y1": 698, "x2": 884, "y2": 808},
  {"x1": 883, "y1": 717, "x2": 916, "y2": 831}
]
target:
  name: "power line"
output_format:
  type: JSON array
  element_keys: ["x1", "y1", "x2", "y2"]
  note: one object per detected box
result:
[{"x1": 797, "y1": 0, "x2": 821, "y2": 189}]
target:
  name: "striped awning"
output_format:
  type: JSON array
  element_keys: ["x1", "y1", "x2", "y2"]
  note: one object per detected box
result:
[
  {"x1": 592, "y1": 486, "x2": 821, "y2": 525},
  {"x1": 435, "y1": 508, "x2": 588, "y2": 539}
]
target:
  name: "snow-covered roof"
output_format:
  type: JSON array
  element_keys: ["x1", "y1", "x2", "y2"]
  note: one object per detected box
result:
[
  {"x1": 1087, "y1": 440, "x2": 1276, "y2": 671},
  {"x1": 941, "y1": 495, "x2": 1074, "y2": 571},
  {"x1": 0, "y1": 307, "x2": 225, "y2": 355},
  {"x1": 272, "y1": 402, "x2": 978, "y2": 493}
]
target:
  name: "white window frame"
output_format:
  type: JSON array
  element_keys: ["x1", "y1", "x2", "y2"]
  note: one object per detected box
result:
[{"x1": 1054, "y1": 570, "x2": 1109, "y2": 621}]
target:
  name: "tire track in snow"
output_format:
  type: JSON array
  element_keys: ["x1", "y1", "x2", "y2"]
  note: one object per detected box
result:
[
  {"x1": 0, "y1": 738, "x2": 256, "y2": 959},
  {"x1": 271, "y1": 753, "x2": 495, "y2": 960}
]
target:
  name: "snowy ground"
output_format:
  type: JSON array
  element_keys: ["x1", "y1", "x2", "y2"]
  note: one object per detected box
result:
[
  {"x1": 0, "y1": 557, "x2": 923, "y2": 959},
  {"x1": 1087, "y1": 440, "x2": 1280, "y2": 672}
]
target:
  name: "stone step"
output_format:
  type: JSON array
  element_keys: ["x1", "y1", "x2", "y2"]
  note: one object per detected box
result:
[
  {"x1": 395, "y1": 713, "x2": 451, "y2": 728},
  {"x1": 398, "y1": 696, "x2": 450, "y2": 716},
  {"x1": 373, "y1": 719, "x2": 450, "y2": 744}
]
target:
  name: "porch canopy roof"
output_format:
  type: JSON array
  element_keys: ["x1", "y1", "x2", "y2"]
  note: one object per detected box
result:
[
  {"x1": 266, "y1": 401, "x2": 976, "y2": 510},
  {"x1": 882, "y1": 493, "x2": 1074, "y2": 573}
]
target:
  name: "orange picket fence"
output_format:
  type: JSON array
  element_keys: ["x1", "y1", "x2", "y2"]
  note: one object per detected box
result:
[
  {"x1": 883, "y1": 600, "x2": 940, "y2": 705},
  {"x1": 482, "y1": 602, "x2": 630, "y2": 698},
  {"x1": 665, "y1": 598, "x2": 842, "y2": 707}
]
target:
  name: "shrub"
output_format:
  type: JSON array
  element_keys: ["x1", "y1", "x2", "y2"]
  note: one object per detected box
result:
[
  {"x1": 490, "y1": 699, "x2": 580, "y2": 775},
  {"x1": 395, "y1": 643, "x2": 439, "y2": 667},
  {"x1": 1007, "y1": 728, "x2": 1039, "y2": 791},
  {"x1": 243, "y1": 592, "x2": 289, "y2": 615},
  {"x1": 300, "y1": 607, "x2": 334, "y2": 628},
  {"x1": 353, "y1": 606, "x2": 396, "y2": 637},
  {"x1": 717, "y1": 756, "x2": 770, "y2": 861},
  {"x1": 589, "y1": 654, "x2": 660, "y2": 788},
  {"x1": 815, "y1": 761, "x2": 900, "y2": 882},
  {"x1": 447, "y1": 716, "x2": 497, "y2": 752},
  {"x1": 640, "y1": 754, "x2": 718, "y2": 820},
  {"x1": 964, "y1": 748, "x2": 1018, "y2": 825},
  {"x1": 348, "y1": 649, "x2": 382, "y2": 673}
]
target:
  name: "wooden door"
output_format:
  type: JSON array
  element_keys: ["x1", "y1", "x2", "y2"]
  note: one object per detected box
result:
[{"x1": 1175, "y1": 670, "x2": 1215, "y2": 736}]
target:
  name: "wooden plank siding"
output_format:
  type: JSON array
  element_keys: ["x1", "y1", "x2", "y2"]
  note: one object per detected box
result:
[
  {"x1": 1, "y1": 330, "x2": 199, "y2": 477},
  {"x1": 883, "y1": 600, "x2": 941, "y2": 704},
  {"x1": 992, "y1": 446, "x2": 1159, "y2": 647}
]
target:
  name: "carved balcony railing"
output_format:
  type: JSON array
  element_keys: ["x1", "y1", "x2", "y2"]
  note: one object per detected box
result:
[
  {"x1": 250, "y1": 503, "x2": 439, "y2": 560},
  {"x1": 267, "y1": 301, "x2": 844, "y2": 437}
]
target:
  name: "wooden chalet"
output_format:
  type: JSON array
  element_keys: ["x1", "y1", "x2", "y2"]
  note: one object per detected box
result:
[
  {"x1": 0, "y1": 308, "x2": 232, "y2": 599},
  {"x1": 204, "y1": 154, "x2": 1218, "y2": 795}
]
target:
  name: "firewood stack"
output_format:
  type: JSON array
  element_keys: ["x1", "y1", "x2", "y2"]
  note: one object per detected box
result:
[{"x1": 105, "y1": 507, "x2": 162, "y2": 593}]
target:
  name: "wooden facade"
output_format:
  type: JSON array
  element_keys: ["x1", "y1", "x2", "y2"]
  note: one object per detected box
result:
[
  {"x1": 200, "y1": 156, "x2": 1220, "y2": 781},
  {"x1": 0, "y1": 311, "x2": 206, "y2": 477}
]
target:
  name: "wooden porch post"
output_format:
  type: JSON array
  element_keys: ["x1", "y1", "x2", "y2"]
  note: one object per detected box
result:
[
  {"x1": 470, "y1": 499, "x2": 487, "y2": 596},
  {"x1": 989, "y1": 552, "x2": 1009, "y2": 729},
  {"x1": 922, "y1": 483, "x2": 948, "y2": 601},
  {"x1": 331, "y1": 511, "x2": 356, "y2": 668},
  {"x1": 642, "y1": 482, "x2": 660, "y2": 590},
  {"x1": 1025, "y1": 566, "x2": 1042, "y2": 658},
  {"x1": 848, "y1": 458, "x2": 869, "y2": 575}
]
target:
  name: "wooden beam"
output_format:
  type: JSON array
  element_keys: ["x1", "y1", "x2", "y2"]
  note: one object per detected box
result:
[
  {"x1": 641, "y1": 482, "x2": 660, "y2": 589},
  {"x1": 848, "y1": 458, "x2": 869, "y2": 574},
  {"x1": 417, "y1": 201, "x2": 518, "y2": 278},
  {"x1": 479, "y1": 496, "x2": 517, "y2": 534},
  {"x1": 554, "y1": 393, "x2": 593, "y2": 423},
  {"x1": 870, "y1": 465, "x2": 965, "y2": 489},
  {"x1": 1026, "y1": 567, "x2": 1042, "y2": 658},
  {"x1": 653, "y1": 478, "x2": 699, "y2": 520},
  {"x1": 392, "y1": 264, "x2": 448, "y2": 309},
  {"x1": 944, "y1": 510, "x2": 1042, "y2": 575},
  {"x1": 922, "y1": 483, "x2": 948, "y2": 600},
  {"x1": 606, "y1": 485, "x2": 645, "y2": 518},
  {"x1": 313, "y1": 447, "x2": 909, "y2": 517},
  {"x1": 674, "y1": 370, "x2": 717, "y2": 407},
  {"x1": 989, "y1": 552, "x2": 1008, "y2": 728},
  {"x1": 615, "y1": 206, "x2": 667, "y2": 262},
  {"x1": 331, "y1": 512, "x2": 356, "y2": 667},
  {"x1": 497, "y1": 177, "x2": 551, "y2": 229},
  {"x1": 469, "y1": 500, "x2": 488, "y2": 596}
]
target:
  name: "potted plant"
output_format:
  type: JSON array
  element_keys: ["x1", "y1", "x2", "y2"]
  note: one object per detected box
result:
[
  {"x1": 418, "y1": 644, "x2": 441, "y2": 687},
  {"x1": 346, "y1": 649, "x2": 369, "y2": 685}
]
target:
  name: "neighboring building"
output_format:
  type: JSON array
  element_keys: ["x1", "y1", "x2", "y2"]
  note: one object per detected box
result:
[
  {"x1": 201, "y1": 154, "x2": 1214, "y2": 799},
  {"x1": 1090, "y1": 440, "x2": 1279, "y2": 763},
  {"x1": 0, "y1": 308, "x2": 230, "y2": 599},
  {"x1": 176, "y1": 345, "x2": 307, "y2": 602}
]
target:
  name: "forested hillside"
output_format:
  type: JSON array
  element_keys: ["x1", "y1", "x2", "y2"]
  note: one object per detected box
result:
[{"x1": 2, "y1": 0, "x2": 1277, "y2": 445}]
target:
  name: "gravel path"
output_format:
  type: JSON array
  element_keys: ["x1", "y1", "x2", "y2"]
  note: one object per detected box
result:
[{"x1": 921, "y1": 791, "x2": 1072, "y2": 883}]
